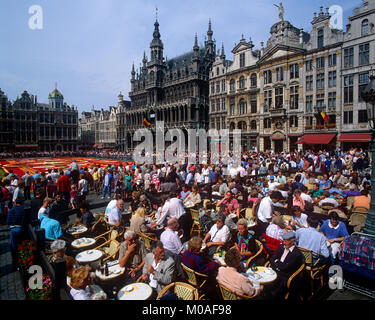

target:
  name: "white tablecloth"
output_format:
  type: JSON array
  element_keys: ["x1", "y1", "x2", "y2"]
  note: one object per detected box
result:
[
  {"x1": 117, "y1": 283, "x2": 153, "y2": 300},
  {"x1": 71, "y1": 238, "x2": 96, "y2": 249},
  {"x1": 246, "y1": 267, "x2": 277, "y2": 284},
  {"x1": 96, "y1": 263, "x2": 126, "y2": 280},
  {"x1": 76, "y1": 250, "x2": 103, "y2": 263}
]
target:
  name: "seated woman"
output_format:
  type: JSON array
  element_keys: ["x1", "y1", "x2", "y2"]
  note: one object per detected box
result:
[
  {"x1": 319, "y1": 211, "x2": 349, "y2": 264},
  {"x1": 265, "y1": 216, "x2": 288, "y2": 241},
  {"x1": 290, "y1": 206, "x2": 308, "y2": 230},
  {"x1": 129, "y1": 207, "x2": 148, "y2": 233},
  {"x1": 216, "y1": 248, "x2": 263, "y2": 298},
  {"x1": 292, "y1": 189, "x2": 305, "y2": 211},
  {"x1": 183, "y1": 185, "x2": 201, "y2": 208},
  {"x1": 66, "y1": 255, "x2": 78, "y2": 289},
  {"x1": 182, "y1": 236, "x2": 219, "y2": 275},
  {"x1": 234, "y1": 219, "x2": 257, "y2": 265},
  {"x1": 76, "y1": 203, "x2": 95, "y2": 229},
  {"x1": 70, "y1": 265, "x2": 95, "y2": 300},
  {"x1": 48, "y1": 239, "x2": 68, "y2": 264}
]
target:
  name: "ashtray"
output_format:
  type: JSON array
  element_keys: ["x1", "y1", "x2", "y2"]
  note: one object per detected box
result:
[{"x1": 124, "y1": 285, "x2": 134, "y2": 292}]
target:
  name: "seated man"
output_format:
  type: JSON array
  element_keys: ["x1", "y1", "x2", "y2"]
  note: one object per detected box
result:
[
  {"x1": 216, "y1": 191, "x2": 240, "y2": 218},
  {"x1": 77, "y1": 203, "x2": 95, "y2": 229},
  {"x1": 310, "y1": 183, "x2": 324, "y2": 199},
  {"x1": 319, "y1": 212, "x2": 349, "y2": 264},
  {"x1": 160, "y1": 218, "x2": 185, "y2": 257},
  {"x1": 39, "y1": 208, "x2": 70, "y2": 242},
  {"x1": 118, "y1": 230, "x2": 147, "y2": 283},
  {"x1": 295, "y1": 217, "x2": 330, "y2": 265},
  {"x1": 203, "y1": 214, "x2": 231, "y2": 257},
  {"x1": 177, "y1": 184, "x2": 191, "y2": 201},
  {"x1": 107, "y1": 199, "x2": 125, "y2": 227},
  {"x1": 318, "y1": 191, "x2": 339, "y2": 208},
  {"x1": 141, "y1": 241, "x2": 175, "y2": 294},
  {"x1": 216, "y1": 247, "x2": 263, "y2": 298},
  {"x1": 266, "y1": 232, "x2": 303, "y2": 299}
]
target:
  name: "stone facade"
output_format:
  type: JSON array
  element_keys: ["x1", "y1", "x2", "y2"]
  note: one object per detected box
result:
[
  {"x1": 117, "y1": 19, "x2": 216, "y2": 151},
  {"x1": 0, "y1": 87, "x2": 78, "y2": 152},
  {"x1": 209, "y1": 1, "x2": 374, "y2": 153}
]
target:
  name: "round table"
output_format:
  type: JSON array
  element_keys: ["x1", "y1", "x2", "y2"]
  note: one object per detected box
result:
[
  {"x1": 246, "y1": 267, "x2": 277, "y2": 285},
  {"x1": 67, "y1": 225, "x2": 88, "y2": 236},
  {"x1": 71, "y1": 238, "x2": 96, "y2": 250},
  {"x1": 117, "y1": 283, "x2": 153, "y2": 300},
  {"x1": 95, "y1": 262, "x2": 126, "y2": 281},
  {"x1": 76, "y1": 249, "x2": 103, "y2": 269}
]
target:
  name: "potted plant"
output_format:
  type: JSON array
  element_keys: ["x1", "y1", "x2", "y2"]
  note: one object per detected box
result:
[
  {"x1": 26, "y1": 274, "x2": 53, "y2": 300},
  {"x1": 18, "y1": 240, "x2": 35, "y2": 287}
]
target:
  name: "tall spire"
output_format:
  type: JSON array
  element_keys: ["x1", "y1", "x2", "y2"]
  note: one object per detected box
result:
[
  {"x1": 207, "y1": 19, "x2": 213, "y2": 40},
  {"x1": 220, "y1": 43, "x2": 225, "y2": 59},
  {"x1": 193, "y1": 33, "x2": 199, "y2": 61},
  {"x1": 206, "y1": 19, "x2": 214, "y2": 56}
]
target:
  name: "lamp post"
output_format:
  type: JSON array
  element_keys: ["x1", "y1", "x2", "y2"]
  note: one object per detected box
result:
[{"x1": 362, "y1": 74, "x2": 375, "y2": 235}]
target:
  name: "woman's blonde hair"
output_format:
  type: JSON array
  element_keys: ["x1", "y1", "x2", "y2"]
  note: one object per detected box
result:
[
  {"x1": 43, "y1": 197, "x2": 53, "y2": 205},
  {"x1": 132, "y1": 191, "x2": 140, "y2": 200},
  {"x1": 187, "y1": 236, "x2": 203, "y2": 253},
  {"x1": 70, "y1": 265, "x2": 90, "y2": 289},
  {"x1": 134, "y1": 207, "x2": 146, "y2": 218}
]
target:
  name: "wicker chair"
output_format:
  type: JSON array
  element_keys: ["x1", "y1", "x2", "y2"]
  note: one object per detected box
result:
[
  {"x1": 297, "y1": 246, "x2": 328, "y2": 298},
  {"x1": 90, "y1": 216, "x2": 110, "y2": 238},
  {"x1": 181, "y1": 263, "x2": 209, "y2": 299},
  {"x1": 284, "y1": 263, "x2": 305, "y2": 300},
  {"x1": 93, "y1": 238, "x2": 120, "y2": 262},
  {"x1": 321, "y1": 203, "x2": 335, "y2": 214},
  {"x1": 218, "y1": 282, "x2": 255, "y2": 300},
  {"x1": 139, "y1": 232, "x2": 158, "y2": 251},
  {"x1": 190, "y1": 209, "x2": 203, "y2": 237},
  {"x1": 245, "y1": 240, "x2": 264, "y2": 268},
  {"x1": 156, "y1": 282, "x2": 199, "y2": 300}
]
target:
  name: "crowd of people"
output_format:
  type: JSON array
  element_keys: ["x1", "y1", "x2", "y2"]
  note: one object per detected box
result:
[{"x1": 0, "y1": 146, "x2": 371, "y2": 300}]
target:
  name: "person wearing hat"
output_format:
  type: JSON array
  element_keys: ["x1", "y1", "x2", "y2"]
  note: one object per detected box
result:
[
  {"x1": 49, "y1": 239, "x2": 67, "y2": 263},
  {"x1": 265, "y1": 231, "x2": 303, "y2": 299}
]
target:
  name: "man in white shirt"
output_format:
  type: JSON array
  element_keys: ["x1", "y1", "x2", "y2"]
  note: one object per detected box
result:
[
  {"x1": 203, "y1": 214, "x2": 230, "y2": 257},
  {"x1": 108, "y1": 200, "x2": 124, "y2": 227},
  {"x1": 160, "y1": 218, "x2": 185, "y2": 256},
  {"x1": 300, "y1": 186, "x2": 313, "y2": 203},
  {"x1": 256, "y1": 191, "x2": 284, "y2": 237}
]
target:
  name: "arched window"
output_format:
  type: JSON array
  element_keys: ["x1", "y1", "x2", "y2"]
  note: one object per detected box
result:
[
  {"x1": 229, "y1": 122, "x2": 236, "y2": 131},
  {"x1": 230, "y1": 79, "x2": 235, "y2": 92},
  {"x1": 239, "y1": 76, "x2": 245, "y2": 89},
  {"x1": 238, "y1": 121, "x2": 247, "y2": 131},
  {"x1": 149, "y1": 71, "x2": 155, "y2": 82},
  {"x1": 250, "y1": 73, "x2": 257, "y2": 87},
  {"x1": 362, "y1": 19, "x2": 369, "y2": 36},
  {"x1": 239, "y1": 99, "x2": 247, "y2": 115}
]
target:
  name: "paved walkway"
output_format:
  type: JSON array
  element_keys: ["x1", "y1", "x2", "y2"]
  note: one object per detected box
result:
[{"x1": 0, "y1": 225, "x2": 25, "y2": 300}]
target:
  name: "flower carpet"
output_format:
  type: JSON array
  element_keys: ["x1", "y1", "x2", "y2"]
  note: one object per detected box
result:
[{"x1": 0, "y1": 157, "x2": 134, "y2": 178}]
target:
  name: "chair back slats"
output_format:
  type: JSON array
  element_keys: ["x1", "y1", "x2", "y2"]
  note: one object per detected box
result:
[
  {"x1": 175, "y1": 284, "x2": 197, "y2": 300},
  {"x1": 190, "y1": 209, "x2": 199, "y2": 222},
  {"x1": 182, "y1": 264, "x2": 198, "y2": 286},
  {"x1": 297, "y1": 246, "x2": 313, "y2": 265},
  {"x1": 108, "y1": 240, "x2": 119, "y2": 256},
  {"x1": 218, "y1": 283, "x2": 237, "y2": 300}
]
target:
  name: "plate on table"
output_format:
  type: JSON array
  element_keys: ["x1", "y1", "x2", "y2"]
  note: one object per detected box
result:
[
  {"x1": 86, "y1": 250, "x2": 93, "y2": 255},
  {"x1": 112, "y1": 268, "x2": 121, "y2": 275},
  {"x1": 264, "y1": 268, "x2": 275, "y2": 275},
  {"x1": 124, "y1": 285, "x2": 134, "y2": 292}
]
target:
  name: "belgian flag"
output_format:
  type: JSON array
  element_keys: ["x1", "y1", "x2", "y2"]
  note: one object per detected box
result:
[
  {"x1": 321, "y1": 111, "x2": 328, "y2": 123},
  {"x1": 143, "y1": 116, "x2": 151, "y2": 128}
]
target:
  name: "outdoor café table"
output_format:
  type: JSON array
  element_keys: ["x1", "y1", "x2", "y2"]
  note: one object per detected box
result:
[
  {"x1": 66, "y1": 225, "x2": 88, "y2": 237},
  {"x1": 71, "y1": 237, "x2": 96, "y2": 250},
  {"x1": 95, "y1": 260, "x2": 126, "y2": 281},
  {"x1": 117, "y1": 283, "x2": 153, "y2": 300},
  {"x1": 246, "y1": 267, "x2": 277, "y2": 285},
  {"x1": 76, "y1": 249, "x2": 103, "y2": 269},
  {"x1": 247, "y1": 219, "x2": 257, "y2": 229}
]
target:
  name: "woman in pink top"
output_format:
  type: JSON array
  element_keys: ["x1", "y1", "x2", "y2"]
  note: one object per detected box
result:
[
  {"x1": 292, "y1": 189, "x2": 305, "y2": 211},
  {"x1": 216, "y1": 248, "x2": 263, "y2": 297}
]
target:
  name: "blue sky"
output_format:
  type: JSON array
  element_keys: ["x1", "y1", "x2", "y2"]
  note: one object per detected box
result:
[{"x1": 1, "y1": 0, "x2": 359, "y2": 114}]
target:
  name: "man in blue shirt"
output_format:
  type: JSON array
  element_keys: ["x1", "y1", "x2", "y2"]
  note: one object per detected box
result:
[
  {"x1": 102, "y1": 170, "x2": 113, "y2": 199},
  {"x1": 295, "y1": 216, "x2": 330, "y2": 265},
  {"x1": 319, "y1": 212, "x2": 348, "y2": 264},
  {"x1": 39, "y1": 211, "x2": 63, "y2": 240}
]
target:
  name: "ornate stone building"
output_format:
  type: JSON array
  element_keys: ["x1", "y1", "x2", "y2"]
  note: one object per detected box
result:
[
  {"x1": 117, "y1": 19, "x2": 216, "y2": 151},
  {"x1": 0, "y1": 86, "x2": 78, "y2": 152},
  {"x1": 225, "y1": 36, "x2": 260, "y2": 150},
  {"x1": 209, "y1": 1, "x2": 373, "y2": 153}
]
